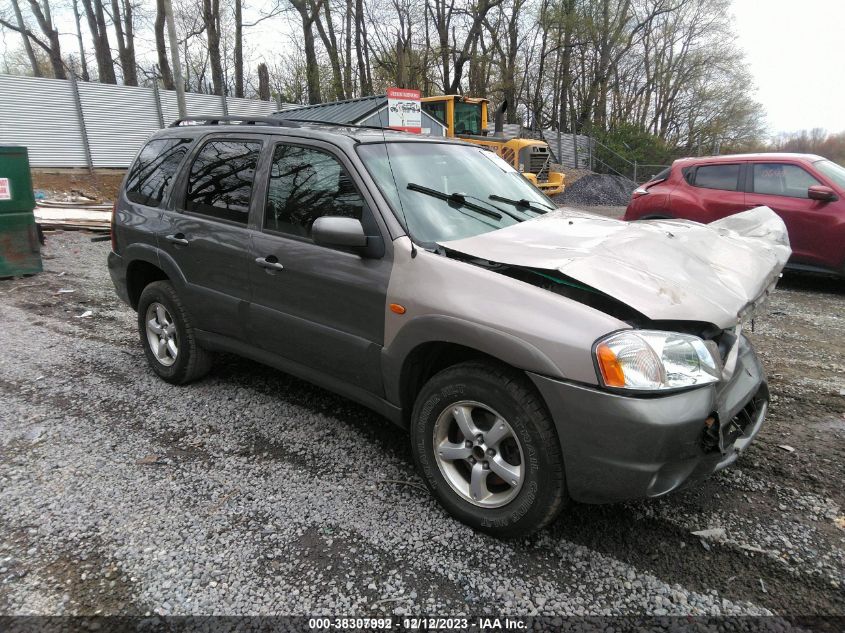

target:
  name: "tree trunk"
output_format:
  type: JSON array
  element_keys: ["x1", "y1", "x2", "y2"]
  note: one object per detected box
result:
[
  {"x1": 9, "y1": 0, "x2": 40, "y2": 76},
  {"x1": 344, "y1": 0, "x2": 353, "y2": 97},
  {"x1": 154, "y1": 0, "x2": 174, "y2": 89},
  {"x1": 71, "y1": 0, "x2": 89, "y2": 81},
  {"x1": 81, "y1": 0, "x2": 116, "y2": 83},
  {"x1": 312, "y1": 0, "x2": 345, "y2": 100},
  {"x1": 257, "y1": 62, "x2": 270, "y2": 100},
  {"x1": 23, "y1": 1, "x2": 65, "y2": 79},
  {"x1": 123, "y1": 0, "x2": 137, "y2": 85},
  {"x1": 291, "y1": 0, "x2": 322, "y2": 104},
  {"x1": 110, "y1": 0, "x2": 137, "y2": 85},
  {"x1": 202, "y1": 0, "x2": 224, "y2": 95},
  {"x1": 234, "y1": 0, "x2": 243, "y2": 97},
  {"x1": 354, "y1": 0, "x2": 371, "y2": 95}
]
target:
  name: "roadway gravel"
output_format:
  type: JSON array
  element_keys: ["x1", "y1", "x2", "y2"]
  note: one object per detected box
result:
[{"x1": 0, "y1": 231, "x2": 843, "y2": 620}]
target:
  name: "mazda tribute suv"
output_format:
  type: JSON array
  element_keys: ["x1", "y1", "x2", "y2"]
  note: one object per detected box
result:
[{"x1": 108, "y1": 116, "x2": 790, "y2": 537}]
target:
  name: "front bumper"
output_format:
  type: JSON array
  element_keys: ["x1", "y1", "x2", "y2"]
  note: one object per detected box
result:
[{"x1": 529, "y1": 335, "x2": 768, "y2": 503}]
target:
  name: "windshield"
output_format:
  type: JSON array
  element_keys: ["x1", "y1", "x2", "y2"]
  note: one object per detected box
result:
[
  {"x1": 815, "y1": 159, "x2": 845, "y2": 189},
  {"x1": 358, "y1": 142, "x2": 554, "y2": 247},
  {"x1": 454, "y1": 102, "x2": 483, "y2": 135}
]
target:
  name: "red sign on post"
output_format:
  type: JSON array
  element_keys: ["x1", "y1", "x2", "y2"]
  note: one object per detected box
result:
[{"x1": 387, "y1": 87, "x2": 422, "y2": 134}]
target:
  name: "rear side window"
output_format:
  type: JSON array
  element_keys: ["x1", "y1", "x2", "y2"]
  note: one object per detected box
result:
[
  {"x1": 650, "y1": 167, "x2": 671, "y2": 183},
  {"x1": 693, "y1": 164, "x2": 741, "y2": 191},
  {"x1": 125, "y1": 138, "x2": 191, "y2": 207},
  {"x1": 185, "y1": 139, "x2": 262, "y2": 223},
  {"x1": 752, "y1": 163, "x2": 821, "y2": 198},
  {"x1": 264, "y1": 144, "x2": 364, "y2": 238}
]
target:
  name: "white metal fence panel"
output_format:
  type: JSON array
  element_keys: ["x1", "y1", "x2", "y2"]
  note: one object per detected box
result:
[
  {"x1": 0, "y1": 74, "x2": 89, "y2": 168},
  {"x1": 0, "y1": 74, "x2": 286, "y2": 168},
  {"x1": 543, "y1": 130, "x2": 594, "y2": 169},
  {"x1": 184, "y1": 92, "x2": 226, "y2": 119},
  {"x1": 226, "y1": 96, "x2": 277, "y2": 117},
  {"x1": 78, "y1": 82, "x2": 161, "y2": 168},
  {"x1": 158, "y1": 90, "x2": 182, "y2": 127}
]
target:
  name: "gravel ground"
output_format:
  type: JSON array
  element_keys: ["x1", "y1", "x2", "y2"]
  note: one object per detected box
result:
[
  {"x1": 552, "y1": 173, "x2": 638, "y2": 207},
  {"x1": 0, "y1": 231, "x2": 843, "y2": 619}
]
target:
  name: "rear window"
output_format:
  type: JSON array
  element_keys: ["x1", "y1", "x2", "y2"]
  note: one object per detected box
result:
[
  {"x1": 125, "y1": 138, "x2": 192, "y2": 207},
  {"x1": 185, "y1": 139, "x2": 262, "y2": 224},
  {"x1": 692, "y1": 164, "x2": 741, "y2": 191},
  {"x1": 650, "y1": 167, "x2": 671, "y2": 183}
]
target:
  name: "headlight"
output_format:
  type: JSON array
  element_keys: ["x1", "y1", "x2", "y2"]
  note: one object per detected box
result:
[{"x1": 594, "y1": 330, "x2": 720, "y2": 391}]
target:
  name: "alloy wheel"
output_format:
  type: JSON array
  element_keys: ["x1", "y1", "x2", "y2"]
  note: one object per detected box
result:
[
  {"x1": 432, "y1": 400, "x2": 524, "y2": 508},
  {"x1": 145, "y1": 302, "x2": 178, "y2": 367}
]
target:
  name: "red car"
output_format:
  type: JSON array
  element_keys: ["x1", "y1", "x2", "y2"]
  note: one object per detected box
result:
[{"x1": 624, "y1": 153, "x2": 845, "y2": 277}]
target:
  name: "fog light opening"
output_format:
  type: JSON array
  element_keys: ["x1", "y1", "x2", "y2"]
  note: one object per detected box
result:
[{"x1": 700, "y1": 413, "x2": 721, "y2": 454}]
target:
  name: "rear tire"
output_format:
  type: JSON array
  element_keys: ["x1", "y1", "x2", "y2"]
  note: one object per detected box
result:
[
  {"x1": 137, "y1": 281, "x2": 212, "y2": 384},
  {"x1": 410, "y1": 361, "x2": 566, "y2": 538}
]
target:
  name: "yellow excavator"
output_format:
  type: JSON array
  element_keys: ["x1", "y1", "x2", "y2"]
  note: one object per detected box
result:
[{"x1": 421, "y1": 95, "x2": 565, "y2": 196}]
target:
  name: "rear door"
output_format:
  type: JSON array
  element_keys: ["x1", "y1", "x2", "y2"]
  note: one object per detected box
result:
[
  {"x1": 247, "y1": 139, "x2": 391, "y2": 395},
  {"x1": 160, "y1": 134, "x2": 264, "y2": 341},
  {"x1": 746, "y1": 161, "x2": 834, "y2": 266},
  {"x1": 682, "y1": 162, "x2": 747, "y2": 221}
]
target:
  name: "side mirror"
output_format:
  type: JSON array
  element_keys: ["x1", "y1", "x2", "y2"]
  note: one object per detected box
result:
[
  {"x1": 808, "y1": 185, "x2": 837, "y2": 202},
  {"x1": 312, "y1": 216, "x2": 368, "y2": 249}
]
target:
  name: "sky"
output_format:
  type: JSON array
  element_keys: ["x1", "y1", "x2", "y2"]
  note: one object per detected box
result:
[{"x1": 731, "y1": 0, "x2": 845, "y2": 135}]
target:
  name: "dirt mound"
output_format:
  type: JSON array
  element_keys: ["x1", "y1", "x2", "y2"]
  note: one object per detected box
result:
[{"x1": 552, "y1": 172, "x2": 637, "y2": 207}]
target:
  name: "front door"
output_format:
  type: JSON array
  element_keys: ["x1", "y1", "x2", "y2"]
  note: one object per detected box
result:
[
  {"x1": 248, "y1": 141, "x2": 391, "y2": 395},
  {"x1": 160, "y1": 135, "x2": 264, "y2": 340},
  {"x1": 746, "y1": 162, "x2": 836, "y2": 267}
]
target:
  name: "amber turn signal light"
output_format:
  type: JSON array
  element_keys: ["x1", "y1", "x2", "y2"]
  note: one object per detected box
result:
[
  {"x1": 596, "y1": 343, "x2": 626, "y2": 387},
  {"x1": 389, "y1": 303, "x2": 406, "y2": 315}
]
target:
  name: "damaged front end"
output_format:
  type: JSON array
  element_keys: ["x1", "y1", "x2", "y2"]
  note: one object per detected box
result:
[{"x1": 437, "y1": 207, "x2": 791, "y2": 502}]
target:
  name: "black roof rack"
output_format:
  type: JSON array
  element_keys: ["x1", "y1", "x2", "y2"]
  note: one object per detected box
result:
[
  {"x1": 280, "y1": 118, "x2": 389, "y2": 131},
  {"x1": 169, "y1": 116, "x2": 300, "y2": 128}
]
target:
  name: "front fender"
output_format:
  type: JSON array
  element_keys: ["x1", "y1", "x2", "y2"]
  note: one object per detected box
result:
[{"x1": 381, "y1": 313, "x2": 563, "y2": 406}]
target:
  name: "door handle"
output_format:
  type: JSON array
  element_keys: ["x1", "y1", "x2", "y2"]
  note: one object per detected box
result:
[
  {"x1": 165, "y1": 233, "x2": 189, "y2": 246},
  {"x1": 255, "y1": 256, "x2": 285, "y2": 272}
]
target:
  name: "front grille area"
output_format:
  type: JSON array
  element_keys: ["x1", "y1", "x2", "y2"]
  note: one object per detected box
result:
[
  {"x1": 700, "y1": 384, "x2": 769, "y2": 453},
  {"x1": 528, "y1": 149, "x2": 551, "y2": 181}
]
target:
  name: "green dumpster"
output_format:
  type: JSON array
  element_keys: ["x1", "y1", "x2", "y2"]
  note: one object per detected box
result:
[{"x1": 0, "y1": 145, "x2": 42, "y2": 278}]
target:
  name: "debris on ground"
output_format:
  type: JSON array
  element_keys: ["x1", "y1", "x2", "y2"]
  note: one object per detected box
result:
[
  {"x1": 35, "y1": 206, "x2": 111, "y2": 231},
  {"x1": 691, "y1": 527, "x2": 727, "y2": 541},
  {"x1": 778, "y1": 444, "x2": 796, "y2": 453},
  {"x1": 552, "y1": 172, "x2": 637, "y2": 207}
]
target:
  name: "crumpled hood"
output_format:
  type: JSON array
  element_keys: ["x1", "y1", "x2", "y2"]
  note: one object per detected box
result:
[{"x1": 439, "y1": 206, "x2": 791, "y2": 329}]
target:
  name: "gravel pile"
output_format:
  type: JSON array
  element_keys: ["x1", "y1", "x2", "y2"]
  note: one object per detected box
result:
[
  {"x1": 553, "y1": 173, "x2": 637, "y2": 207},
  {"x1": 0, "y1": 232, "x2": 843, "y2": 618}
]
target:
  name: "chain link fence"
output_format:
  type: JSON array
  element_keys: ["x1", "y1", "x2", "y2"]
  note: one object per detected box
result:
[{"x1": 0, "y1": 74, "x2": 285, "y2": 169}]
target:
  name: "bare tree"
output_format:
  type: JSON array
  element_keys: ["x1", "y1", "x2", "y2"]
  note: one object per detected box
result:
[
  {"x1": 109, "y1": 0, "x2": 138, "y2": 85},
  {"x1": 234, "y1": 0, "x2": 243, "y2": 96},
  {"x1": 289, "y1": 0, "x2": 323, "y2": 104},
  {"x1": 0, "y1": 0, "x2": 65, "y2": 78},
  {"x1": 80, "y1": 0, "x2": 116, "y2": 83},
  {"x1": 202, "y1": 0, "x2": 224, "y2": 95},
  {"x1": 257, "y1": 61, "x2": 270, "y2": 100},
  {"x1": 154, "y1": 0, "x2": 174, "y2": 89},
  {"x1": 71, "y1": 0, "x2": 89, "y2": 81}
]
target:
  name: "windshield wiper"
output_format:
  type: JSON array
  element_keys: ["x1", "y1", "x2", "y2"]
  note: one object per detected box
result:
[
  {"x1": 407, "y1": 182, "x2": 502, "y2": 221},
  {"x1": 489, "y1": 194, "x2": 555, "y2": 214}
]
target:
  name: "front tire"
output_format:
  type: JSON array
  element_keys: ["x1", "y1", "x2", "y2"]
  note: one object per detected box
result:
[
  {"x1": 410, "y1": 361, "x2": 566, "y2": 538},
  {"x1": 137, "y1": 281, "x2": 212, "y2": 384}
]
